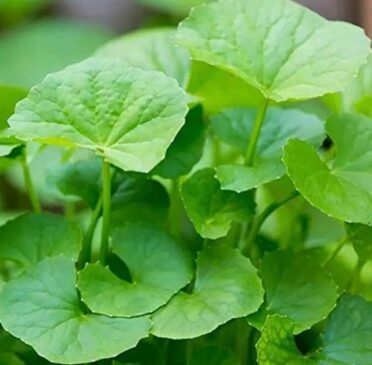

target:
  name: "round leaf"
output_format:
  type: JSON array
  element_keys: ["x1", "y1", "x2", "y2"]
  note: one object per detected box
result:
[
  {"x1": 78, "y1": 223, "x2": 193, "y2": 317},
  {"x1": 211, "y1": 107, "x2": 324, "y2": 192},
  {"x1": 283, "y1": 113, "x2": 372, "y2": 224},
  {"x1": 0, "y1": 257, "x2": 151, "y2": 364},
  {"x1": 8, "y1": 58, "x2": 188, "y2": 173},
  {"x1": 151, "y1": 244, "x2": 264, "y2": 339},
  {"x1": 96, "y1": 28, "x2": 190, "y2": 88},
  {"x1": 181, "y1": 168, "x2": 255, "y2": 239},
  {"x1": 0, "y1": 213, "x2": 81, "y2": 275},
  {"x1": 251, "y1": 251, "x2": 338, "y2": 333},
  {"x1": 177, "y1": 0, "x2": 370, "y2": 102}
]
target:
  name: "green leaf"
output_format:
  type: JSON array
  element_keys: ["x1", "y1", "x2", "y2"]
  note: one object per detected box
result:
[
  {"x1": 319, "y1": 294, "x2": 372, "y2": 365},
  {"x1": 257, "y1": 315, "x2": 314, "y2": 365},
  {"x1": 0, "y1": 257, "x2": 151, "y2": 364},
  {"x1": 0, "y1": 19, "x2": 112, "y2": 89},
  {"x1": 346, "y1": 224, "x2": 372, "y2": 262},
  {"x1": 9, "y1": 58, "x2": 188, "y2": 173},
  {"x1": 136, "y1": 0, "x2": 214, "y2": 16},
  {"x1": 189, "y1": 344, "x2": 240, "y2": 365},
  {"x1": 96, "y1": 28, "x2": 190, "y2": 88},
  {"x1": 78, "y1": 223, "x2": 193, "y2": 317},
  {"x1": 177, "y1": 0, "x2": 370, "y2": 102},
  {"x1": 47, "y1": 156, "x2": 101, "y2": 208},
  {"x1": 111, "y1": 176, "x2": 169, "y2": 228},
  {"x1": 0, "y1": 213, "x2": 81, "y2": 275},
  {"x1": 283, "y1": 113, "x2": 372, "y2": 225},
  {"x1": 187, "y1": 61, "x2": 264, "y2": 113},
  {"x1": 211, "y1": 107, "x2": 324, "y2": 192},
  {"x1": 151, "y1": 244, "x2": 264, "y2": 339},
  {"x1": 249, "y1": 251, "x2": 338, "y2": 333},
  {"x1": 152, "y1": 105, "x2": 205, "y2": 179},
  {"x1": 181, "y1": 168, "x2": 255, "y2": 239}
]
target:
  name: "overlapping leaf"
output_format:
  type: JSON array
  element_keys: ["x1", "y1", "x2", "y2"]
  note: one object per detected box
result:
[
  {"x1": 177, "y1": 0, "x2": 370, "y2": 102},
  {"x1": 0, "y1": 257, "x2": 151, "y2": 364},
  {"x1": 151, "y1": 244, "x2": 264, "y2": 339},
  {"x1": 248, "y1": 251, "x2": 338, "y2": 333},
  {"x1": 96, "y1": 28, "x2": 190, "y2": 88},
  {"x1": 181, "y1": 168, "x2": 255, "y2": 239},
  {"x1": 8, "y1": 58, "x2": 188, "y2": 173},
  {"x1": 284, "y1": 113, "x2": 372, "y2": 224},
  {"x1": 0, "y1": 213, "x2": 81, "y2": 275},
  {"x1": 78, "y1": 223, "x2": 193, "y2": 317},
  {"x1": 211, "y1": 107, "x2": 324, "y2": 192}
]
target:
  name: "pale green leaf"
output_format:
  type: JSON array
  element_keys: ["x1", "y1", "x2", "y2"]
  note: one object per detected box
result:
[
  {"x1": 152, "y1": 105, "x2": 205, "y2": 179},
  {"x1": 177, "y1": 0, "x2": 370, "y2": 102},
  {"x1": 9, "y1": 58, "x2": 188, "y2": 173},
  {"x1": 0, "y1": 19, "x2": 112, "y2": 89},
  {"x1": 257, "y1": 315, "x2": 314, "y2": 365},
  {"x1": 78, "y1": 223, "x2": 193, "y2": 317},
  {"x1": 0, "y1": 257, "x2": 151, "y2": 364},
  {"x1": 181, "y1": 168, "x2": 255, "y2": 239},
  {"x1": 212, "y1": 107, "x2": 324, "y2": 192},
  {"x1": 319, "y1": 294, "x2": 372, "y2": 365},
  {"x1": 346, "y1": 224, "x2": 372, "y2": 261},
  {"x1": 151, "y1": 244, "x2": 264, "y2": 339},
  {"x1": 249, "y1": 251, "x2": 338, "y2": 333},
  {"x1": 96, "y1": 28, "x2": 190, "y2": 88},
  {"x1": 0, "y1": 213, "x2": 81, "y2": 275},
  {"x1": 284, "y1": 113, "x2": 372, "y2": 224}
]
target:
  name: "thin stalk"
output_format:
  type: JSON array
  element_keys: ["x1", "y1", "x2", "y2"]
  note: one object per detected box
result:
[
  {"x1": 21, "y1": 157, "x2": 41, "y2": 213},
  {"x1": 348, "y1": 259, "x2": 366, "y2": 293},
  {"x1": 323, "y1": 238, "x2": 347, "y2": 269},
  {"x1": 77, "y1": 196, "x2": 103, "y2": 269},
  {"x1": 99, "y1": 159, "x2": 111, "y2": 265},
  {"x1": 242, "y1": 191, "x2": 299, "y2": 256},
  {"x1": 245, "y1": 98, "x2": 269, "y2": 166}
]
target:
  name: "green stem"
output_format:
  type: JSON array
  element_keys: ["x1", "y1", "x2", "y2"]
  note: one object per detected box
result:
[
  {"x1": 348, "y1": 259, "x2": 366, "y2": 294},
  {"x1": 99, "y1": 159, "x2": 111, "y2": 265},
  {"x1": 242, "y1": 191, "x2": 299, "y2": 256},
  {"x1": 21, "y1": 157, "x2": 41, "y2": 214},
  {"x1": 323, "y1": 238, "x2": 347, "y2": 269},
  {"x1": 245, "y1": 98, "x2": 269, "y2": 166},
  {"x1": 77, "y1": 196, "x2": 103, "y2": 269}
]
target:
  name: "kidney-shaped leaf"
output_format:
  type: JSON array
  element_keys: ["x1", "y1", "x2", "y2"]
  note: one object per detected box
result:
[
  {"x1": 177, "y1": 0, "x2": 370, "y2": 102},
  {"x1": 212, "y1": 107, "x2": 324, "y2": 192},
  {"x1": 249, "y1": 251, "x2": 338, "y2": 333},
  {"x1": 0, "y1": 257, "x2": 151, "y2": 364},
  {"x1": 96, "y1": 28, "x2": 190, "y2": 88},
  {"x1": 181, "y1": 168, "x2": 255, "y2": 239},
  {"x1": 284, "y1": 113, "x2": 372, "y2": 224},
  {"x1": 0, "y1": 213, "x2": 81, "y2": 275},
  {"x1": 151, "y1": 244, "x2": 264, "y2": 339},
  {"x1": 78, "y1": 223, "x2": 193, "y2": 317},
  {"x1": 9, "y1": 58, "x2": 188, "y2": 173}
]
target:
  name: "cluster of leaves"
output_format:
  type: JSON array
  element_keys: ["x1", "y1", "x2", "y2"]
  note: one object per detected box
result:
[{"x1": 0, "y1": 0, "x2": 372, "y2": 364}]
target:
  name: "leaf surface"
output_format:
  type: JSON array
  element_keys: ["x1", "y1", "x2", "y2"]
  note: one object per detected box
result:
[
  {"x1": 9, "y1": 58, "x2": 188, "y2": 173},
  {"x1": 181, "y1": 168, "x2": 255, "y2": 239},
  {"x1": 0, "y1": 257, "x2": 151, "y2": 364},
  {"x1": 284, "y1": 113, "x2": 372, "y2": 224},
  {"x1": 151, "y1": 244, "x2": 264, "y2": 339},
  {"x1": 177, "y1": 0, "x2": 370, "y2": 102},
  {"x1": 78, "y1": 223, "x2": 193, "y2": 317},
  {"x1": 212, "y1": 107, "x2": 324, "y2": 192}
]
